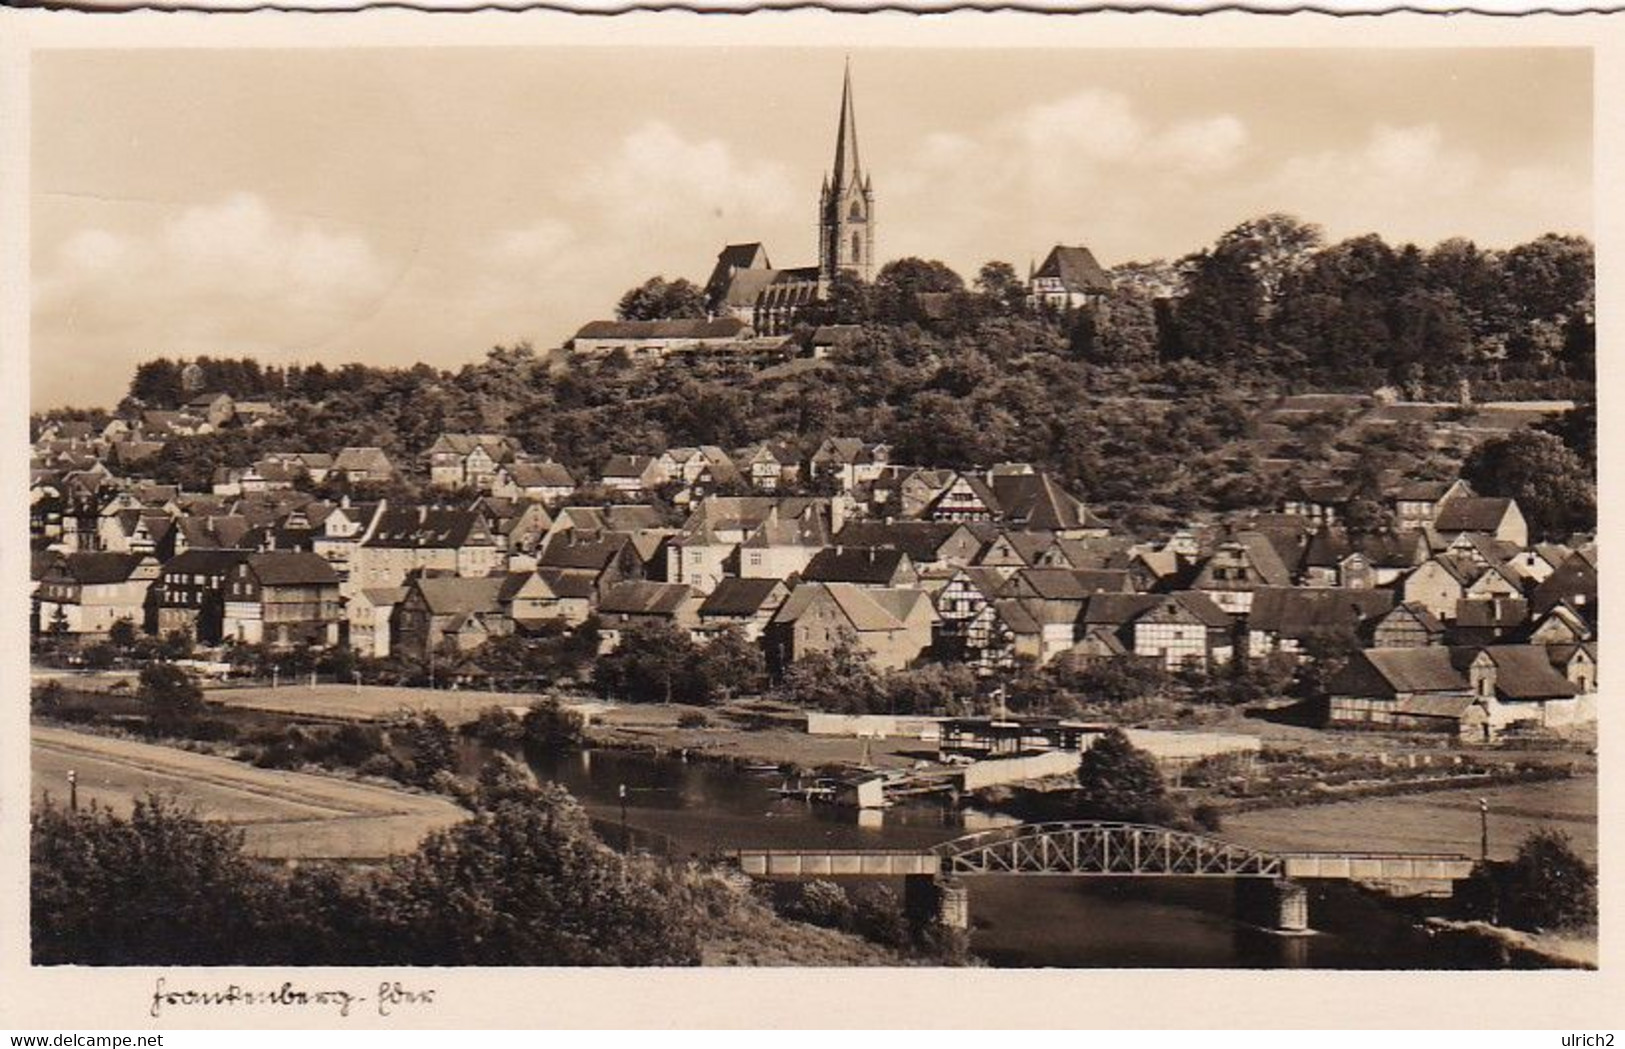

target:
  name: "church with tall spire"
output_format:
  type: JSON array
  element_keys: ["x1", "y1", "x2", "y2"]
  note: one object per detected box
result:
[
  {"x1": 818, "y1": 62, "x2": 875, "y2": 284},
  {"x1": 704, "y1": 63, "x2": 877, "y2": 335}
]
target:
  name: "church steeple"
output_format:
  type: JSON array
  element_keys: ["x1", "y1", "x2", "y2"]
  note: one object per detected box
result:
[
  {"x1": 831, "y1": 61, "x2": 862, "y2": 195},
  {"x1": 819, "y1": 60, "x2": 875, "y2": 284}
]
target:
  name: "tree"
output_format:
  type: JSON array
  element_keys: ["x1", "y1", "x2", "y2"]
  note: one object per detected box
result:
[
  {"x1": 1075, "y1": 728, "x2": 1170, "y2": 823},
  {"x1": 593, "y1": 620, "x2": 708, "y2": 705},
  {"x1": 399, "y1": 712, "x2": 457, "y2": 787},
  {"x1": 875, "y1": 257, "x2": 965, "y2": 296},
  {"x1": 105, "y1": 616, "x2": 141, "y2": 653},
  {"x1": 1087, "y1": 285, "x2": 1160, "y2": 367},
  {"x1": 974, "y1": 260, "x2": 1027, "y2": 315},
  {"x1": 1215, "y1": 213, "x2": 1324, "y2": 311},
  {"x1": 521, "y1": 697, "x2": 587, "y2": 754},
  {"x1": 1461, "y1": 429, "x2": 1596, "y2": 538},
  {"x1": 694, "y1": 626, "x2": 766, "y2": 701},
  {"x1": 774, "y1": 629, "x2": 885, "y2": 713},
  {"x1": 32, "y1": 797, "x2": 280, "y2": 965},
  {"x1": 373, "y1": 785, "x2": 700, "y2": 965},
  {"x1": 1478, "y1": 830, "x2": 1597, "y2": 933},
  {"x1": 615, "y1": 277, "x2": 708, "y2": 321},
  {"x1": 137, "y1": 662, "x2": 204, "y2": 731}
]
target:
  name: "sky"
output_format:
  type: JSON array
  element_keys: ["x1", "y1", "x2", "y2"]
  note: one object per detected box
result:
[{"x1": 31, "y1": 46, "x2": 1591, "y2": 409}]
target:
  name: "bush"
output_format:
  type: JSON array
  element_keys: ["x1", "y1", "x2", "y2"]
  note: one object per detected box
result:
[
  {"x1": 465, "y1": 706, "x2": 527, "y2": 749},
  {"x1": 1473, "y1": 830, "x2": 1598, "y2": 933},
  {"x1": 1076, "y1": 728, "x2": 1172, "y2": 823},
  {"x1": 676, "y1": 710, "x2": 712, "y2": 730},
  {"x1": 521, "y1": 698, "x2": 586, "y2": 754},
  {"x1": 787, "y1": 880, "x2": 855, "y2": 930},
  {"x1": 1191, "y1": 802, "x2": 1224, "y2": 832}
]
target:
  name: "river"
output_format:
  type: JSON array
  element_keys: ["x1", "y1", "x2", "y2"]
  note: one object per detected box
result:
[{"x1": 513, "y1": 746, "x2": 1538, "y2": 969}]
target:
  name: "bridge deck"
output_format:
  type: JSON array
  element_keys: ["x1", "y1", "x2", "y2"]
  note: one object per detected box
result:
[{"x1": 736, "y1": 837, "x2": 1474, "y2": 883}]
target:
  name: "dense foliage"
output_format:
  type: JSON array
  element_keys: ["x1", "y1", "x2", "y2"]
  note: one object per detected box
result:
[
  {"x1": 1463, "y1": 830, "x2": 1598, "y2": 933},
  {"x1": 33, "y1": 786, "x2": 701, "y2": 965},
  {"x1": 102, "y1": 217, "x2": 1592, "y2": 534},
  {"x1": 1074, "y1": 728, "x2": 1173, "y2": 824}
]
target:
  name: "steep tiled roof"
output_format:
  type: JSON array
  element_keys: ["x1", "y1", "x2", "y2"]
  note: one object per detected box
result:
[
  {"x1": 1434, "y1": 497, "x2": 1517, "y2": 533},
  {"x1": 699, "y1": 577, "x2": 786, "y2": 618},
  {"x1": 246, "y1": 551, "x2": 339, "y2": 586},
  {"x1": 1033, "y1": 245, "x2": 1113, "y2": 293}
]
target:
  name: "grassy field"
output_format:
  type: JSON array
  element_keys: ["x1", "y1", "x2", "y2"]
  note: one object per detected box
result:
[
  {"x1": 32, "y1": 724, "x2": 466, "y2": 860},
  {"x1": 204, "y1": 681, "x2": 613, "y2": 727},
  {"x1": 1219, "y1": 774, "x2": 1597, "y2": 865}
]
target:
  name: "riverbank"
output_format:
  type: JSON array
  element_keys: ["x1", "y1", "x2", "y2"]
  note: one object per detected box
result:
[{"x1": 1422, "y1": 918, "x2": 1597, "y2": 970}]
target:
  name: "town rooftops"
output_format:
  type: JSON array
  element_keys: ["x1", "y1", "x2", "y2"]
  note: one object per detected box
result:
[
  {"x1": 598, "y1": 580, "x2": 695, "y2": 616},
  {"x1": 1433, "y1": 497, "x2": 1518, "y2": 533},
  {"x1": 699, "y1": 577, "x2": 786, "y2": 618},
  {"x1": 365, "y1": 507, "x2": 489, "y2": 548},
  {"x1": 245, "y1": 551, "x2": 340, "y2": 586},
  {"x1": 802, "y1": 546, "x2": 913, "y2": 585},
  {"x1": 51, "y1": 552, "x2": 150, "y2": 585},
  {"x1": 772, "y1": 582, "x2": 931, "y2": 632},
  {"x1": 1247, "y1": 587, "x2": 1395, "y2": 636},
  {"x1": 411, "y1": 575, "x2": 506, "y2": 616}
]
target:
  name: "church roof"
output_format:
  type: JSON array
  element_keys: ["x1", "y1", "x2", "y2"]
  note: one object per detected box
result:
[{"x1": 574, "y1": 318, "x2": 751, "y2": 341}]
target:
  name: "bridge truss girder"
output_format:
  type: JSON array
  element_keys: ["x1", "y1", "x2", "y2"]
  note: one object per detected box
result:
[{"x1": 933, "y1": 821, "x2": 1286, "y2": 879}]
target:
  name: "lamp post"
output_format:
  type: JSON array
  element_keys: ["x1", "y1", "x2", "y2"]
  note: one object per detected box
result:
[
  {"x1": 67, "y1": 769, "x2": 77, "y2": 813},
  {"x1": 1479, "y1": 797, "x2": 1490, "y2": 863}
]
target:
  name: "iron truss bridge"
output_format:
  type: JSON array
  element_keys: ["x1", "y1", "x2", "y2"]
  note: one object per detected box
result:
[{"x1": 734, "y1": 821, "x2": 1475, "y2": 882}]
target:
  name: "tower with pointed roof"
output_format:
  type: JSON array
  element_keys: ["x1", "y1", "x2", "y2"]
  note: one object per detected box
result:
[{"x1": 818, "y1": 62, "x2": 875, "y2": 284}]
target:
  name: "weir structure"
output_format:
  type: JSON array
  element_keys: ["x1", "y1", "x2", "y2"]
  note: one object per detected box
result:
[{"x1": 734, "y1": 820, "x2": 1477, "y2": 934}]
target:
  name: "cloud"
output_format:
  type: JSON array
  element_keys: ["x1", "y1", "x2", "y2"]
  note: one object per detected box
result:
[
  {"x1": 34, "y1": 192, "x2": 392, "y2": 406},
  {"x1": 1264, "y1": 124, "x2": 1586, "y2": 247},
  {"x1": 885, "y1": 89, "x2": 1249, "y2": 268}
]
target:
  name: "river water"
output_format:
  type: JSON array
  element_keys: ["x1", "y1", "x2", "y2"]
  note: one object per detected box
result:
[{"x1": 514, "y1": 747, "x2": 1530, "y2": 969}]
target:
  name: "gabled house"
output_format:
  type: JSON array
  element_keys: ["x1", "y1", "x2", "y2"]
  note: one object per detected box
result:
[
  {"x1": 801, "y1": 546, "x2": 919, "y2": 589},
  {"x1": 1430, "y1": 497, "x2": 1529, "y2": 549},
  {"x1": 697, "y1": 577, "x2": 790, "y2": 642},
  {"x1": 1123, "y1": 592, "x2": 1235, "y2": 671},
  {"x1": 186, "y1": 392, "x2": 236, "y2": 428},
  {"x1": 1390, "y1": 478, "x2": 1474, "y2": 533},
  {"x1": 766, "y1": 582, "x2": 936, "y2": 673},
  {"x1": 1327, "y1": 644, "x2": 1591, "y2": 738},
  {"x1": 1244, "y1": 586, "x2": 1394, "y2": 660},
  {"x1": 1532, "y1": 549, "x2": 1597, "y2": 623},
  {"x1": 737, "y1": 509, "x2": 831, "y2": 581},
  {"x1": 349, "y1": 586, "x2": 408, "y2": 658},
  {"x1": 35, "y1": 553, "x2": 160, "y2": 636},
  {"x1": 596, "y1": 581, "x2": 704, "y2": 652},
  {"x1": 1281, "y1": 479, "x2": 1351, "y2": 527},
  {"x1": 352, "y1": 506, "x2": 503, "y2": 590},
  {"x1": 536, "y1": 531, "x2": 645, "y2": 598},
  {"x1": 733, "y1": 443, "x2": 801, "y2": 492},
  {"x1": 832, "y1": 520, "x2": 983, "y2": 574},
  {"x1": 1528, "y1": 603, "x2": 1592, "y2": 646},
  {"x1": 147, "y1": 548, "x2": 247, "y2": 642},
  {"x1": 974, "y1": 530, "x2": 1056, "y2": 573},
  {"x1": 491, "y1": 460, "x2": 576, "y2": 504},
  {"x1": 427, "y1": 433, "x2": 524, "y2": 491},
  {"x1": 394, "y1": 575, "x2": 513, "y2": 660},
  {"x1": 1400, "y1": 556, "x2": 1478, "y2": 622},
  {"x1": 1191, "y1": 532, "x2": 1294, "y2": 615},
  {"x1": 1026, "y1": 244, "x2": 1113, "y2": 311},
  {"x1": 809, "y1": 438, "x2": 889, "y2": 492},
  {"x1": 599, "y1": 455, "x2": 667, "y2": 497},
  {"x1": 222, "y1": 551, "x2": 342, "y2": 648},
  {"x1": 331, "y1": 446, "x2": 396, "y2": 485},
  {"x1": 1368, "y1": 601, "x2": 1447, "y2": 649}
]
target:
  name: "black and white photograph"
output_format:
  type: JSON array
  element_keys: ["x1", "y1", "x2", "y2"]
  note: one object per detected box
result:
[{"x1": 4, "y1": 12, "x2": 1612, "y2": 1025}]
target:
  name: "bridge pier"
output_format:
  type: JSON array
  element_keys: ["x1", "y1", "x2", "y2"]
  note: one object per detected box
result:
[
  {"x1": 1235, "y1": 877, "x2": 1310, "y2": 934},
  {"x1": 905, "y1": 874, "x2": 970, "y2": 931}
]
